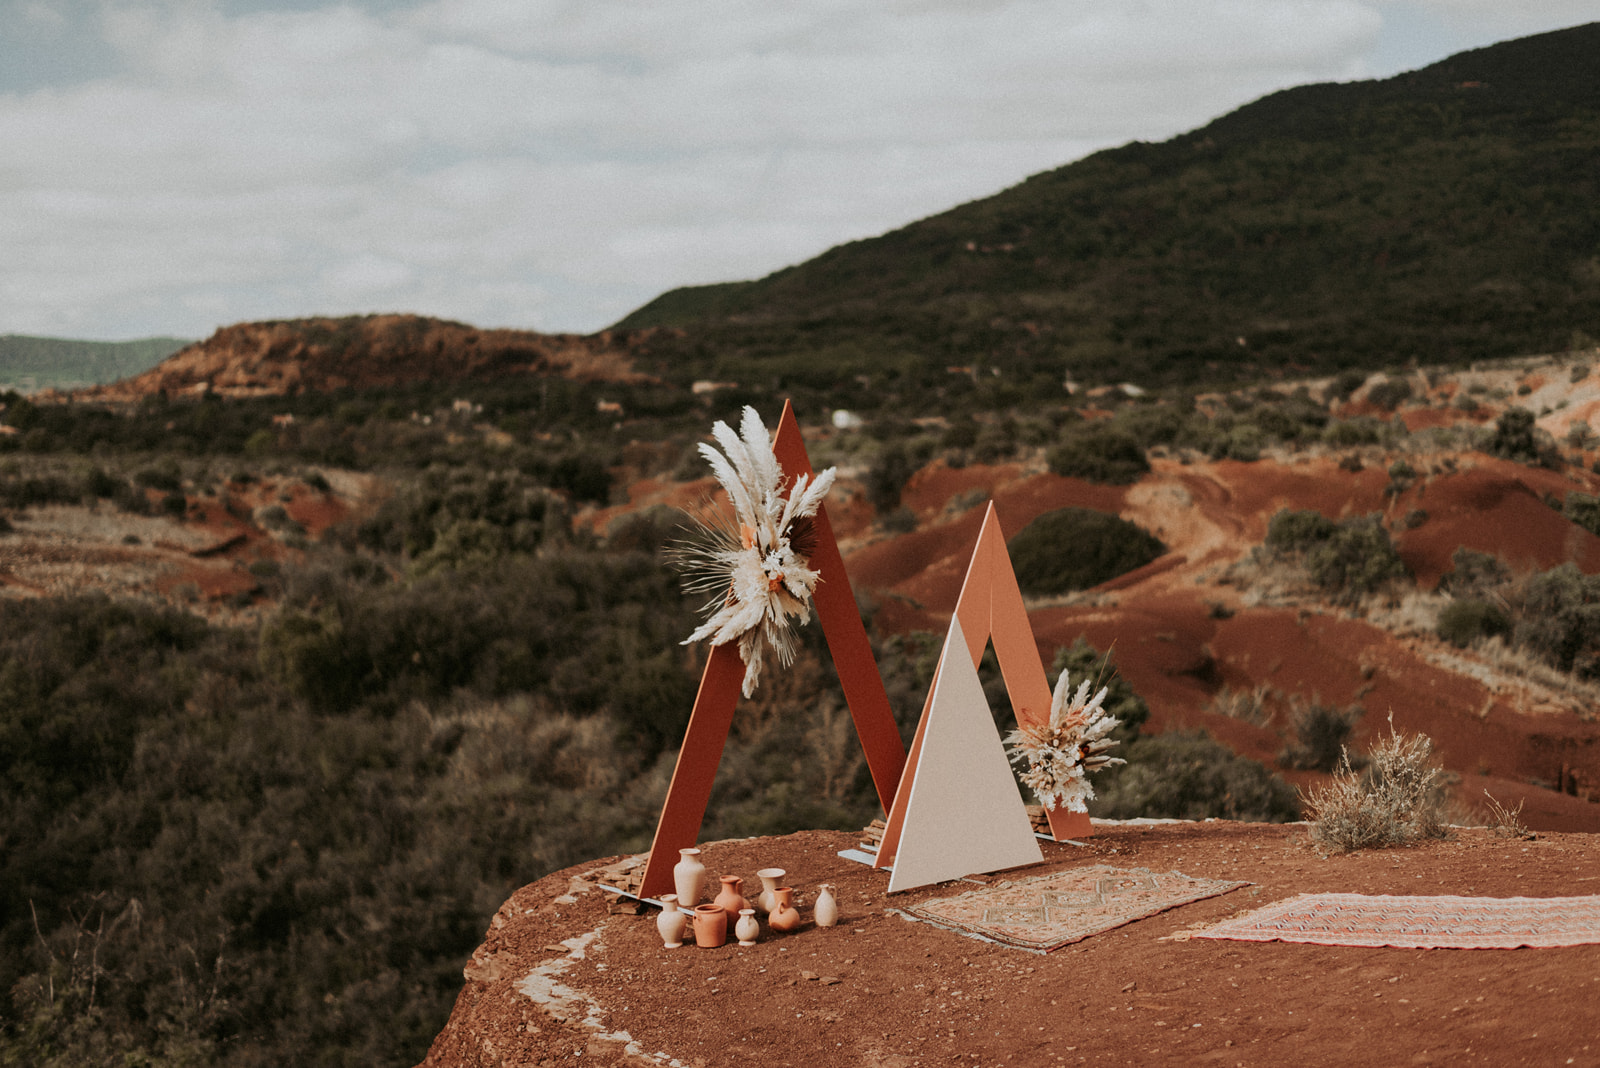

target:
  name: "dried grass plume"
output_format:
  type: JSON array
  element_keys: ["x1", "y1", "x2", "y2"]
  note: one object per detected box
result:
[{"x1": 675, "y1": 406, "x2": 837, "y2": 697}]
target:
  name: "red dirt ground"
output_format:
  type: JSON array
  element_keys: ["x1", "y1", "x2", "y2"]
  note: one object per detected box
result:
[{"x1": 420, "y1": 825, "x2": 1600, "y2": 1068}]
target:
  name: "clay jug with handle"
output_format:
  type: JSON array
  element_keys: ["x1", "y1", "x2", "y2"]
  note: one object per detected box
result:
[
  {"x1": 768, "y1": 886, "x2": 802, "y2": 933},
  {"x1": 756, "y1": 868, "x2": 786, "y2": 914},
  {"x1": 735, "y1": 908, "x2": 760, "y2": 946},
  {"x1": 713, "y1": 875, "x2": 748, "y2": 937},
  {"x1": 814, "y1": 883, "x2": 839, "y2": 927}
]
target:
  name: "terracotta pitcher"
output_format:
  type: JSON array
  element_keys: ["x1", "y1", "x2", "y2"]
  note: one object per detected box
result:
[
  {"x1": 768, "y1": 886, "x2": 802, "y2": 933},
  {"x1": 713, "y1": 875, "x2": 749, "y2": 937}
]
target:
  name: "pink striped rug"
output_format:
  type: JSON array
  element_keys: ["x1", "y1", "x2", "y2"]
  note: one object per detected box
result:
[{"x1": 1195, "y1": 892, "x2": 1600, "y2": 949}]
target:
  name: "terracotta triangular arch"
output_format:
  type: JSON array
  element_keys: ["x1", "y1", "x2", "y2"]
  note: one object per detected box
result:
[
  {"x1": 876, "y1": 503, "x2": 1093, "y2": 872},
  {"x1": 637, "y1": 401, "x2": 908, "y2": 900}
]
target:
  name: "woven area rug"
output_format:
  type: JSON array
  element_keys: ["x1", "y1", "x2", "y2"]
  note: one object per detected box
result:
[
  {"x1": 1195, "y1": 892, "x2": 1600, "y2": 949},
  {"x1": 893, "y1": 864, "x2": 1249, "y2": 953}
]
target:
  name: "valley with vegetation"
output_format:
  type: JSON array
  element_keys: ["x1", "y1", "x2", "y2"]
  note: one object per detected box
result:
[{"x1": 3, "y1": 22, "x2": 1600, "y2": 1067}]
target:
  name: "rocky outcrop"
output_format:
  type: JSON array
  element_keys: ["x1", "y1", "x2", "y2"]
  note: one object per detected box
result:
[{"x1": 74, "y1": 315, "x2": 658, "y2": 401}]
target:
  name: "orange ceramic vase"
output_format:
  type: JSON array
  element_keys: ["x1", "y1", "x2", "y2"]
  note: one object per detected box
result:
[
  {"x1": 768, "y1": 886, "x2": 802, "y2": 933},
  {"x1": 713, "y1": 875, "x2": 749, "y2": 937}
]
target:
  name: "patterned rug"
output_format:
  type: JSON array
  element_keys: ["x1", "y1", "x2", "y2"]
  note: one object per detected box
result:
[
  {"x1": 893, "y1": 864, "x2": 1249, "y2": 953},
  {"x1": 1195, "y1": 892, "x2": 1600, "y2": 949}
]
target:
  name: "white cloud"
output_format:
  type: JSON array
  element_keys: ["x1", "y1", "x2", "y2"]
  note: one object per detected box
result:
[{"x1": 0, "y1": 0, "x2": 1590, "y2": 340}]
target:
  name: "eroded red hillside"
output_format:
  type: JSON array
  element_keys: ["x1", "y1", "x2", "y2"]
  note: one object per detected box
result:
[{"x1": 71, "y1": 314, "x2": 656, "y2": 401}]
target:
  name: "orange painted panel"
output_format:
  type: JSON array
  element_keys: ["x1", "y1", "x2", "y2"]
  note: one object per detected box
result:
[{"x1": 638, "y1": 642, "x2": 747, "y2": 899}]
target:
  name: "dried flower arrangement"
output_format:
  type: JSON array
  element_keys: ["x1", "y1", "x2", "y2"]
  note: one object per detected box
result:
[
  {"x1": 675, "y1": 407, "x2": 837, "y2": 697},
  {"x1": 1004, "y1": 668, "x2": 1125, "y2": 812}
]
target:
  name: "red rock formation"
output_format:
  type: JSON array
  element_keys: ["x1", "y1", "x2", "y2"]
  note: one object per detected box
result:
[{"x1": 73, "y1": 314, "x2": 658, "y2": 401}]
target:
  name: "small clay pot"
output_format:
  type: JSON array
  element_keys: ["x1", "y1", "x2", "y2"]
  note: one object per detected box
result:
[{"x1": 692, "y1": 904, "x2": 728, "y2": 948}]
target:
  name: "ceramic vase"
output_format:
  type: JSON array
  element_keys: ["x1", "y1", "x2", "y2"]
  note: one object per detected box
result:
[
  {"x1": 656, "y1": 894, "x2": 688, "y2": 949},
  {"x1": 692, "y1": 904, "x2": 727, "y2": 948},
  {"x1": 674, "y1": 848, "x2": 706, "y2": 907},
  {"x1": 756, "y1": 868, "x2": 786, "y2": 914},
  {"x1": 768, "y1": 886, "x2": 802, "y2": 933},
  {"x1": 813, "y1": 883, "x2": 838, "y2": 927},
  {"x1": 713, "y1": 875, "x2": 749, "y2": 936},
  {"x1": 735, "y1": 908, "x2": 760, "y2": 946}
]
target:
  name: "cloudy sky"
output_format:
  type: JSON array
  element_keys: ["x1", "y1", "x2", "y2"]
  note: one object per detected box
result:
[{"x1": 2, "y1": 1, "x2": 1595, "y2": 342}]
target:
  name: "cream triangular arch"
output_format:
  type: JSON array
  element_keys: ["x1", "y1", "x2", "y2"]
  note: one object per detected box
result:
[{"x1": 884, "y1": 615, "x2": 1043, "y2": 893}]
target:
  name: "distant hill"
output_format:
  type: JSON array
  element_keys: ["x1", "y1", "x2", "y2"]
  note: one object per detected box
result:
[
  {"x1": 618, "y1": 22, "x2": 1600, "y2": 397},
  {"x1": 72, "y1": 314, "x2": 656, "y2": 402},
  {"x1": 0, "y1": 334, "x2": 191, "y2": 393}
]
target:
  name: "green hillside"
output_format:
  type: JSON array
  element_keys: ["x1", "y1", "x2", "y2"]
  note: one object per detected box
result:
[
  {"x1": 0, "y1": 334, "x2": 191, "y2": 392},
  {"x1": 619, "y1": 23, "x2": 1600, "y2": 400}
]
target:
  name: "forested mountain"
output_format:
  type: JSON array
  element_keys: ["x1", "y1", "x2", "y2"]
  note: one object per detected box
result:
[
  {"x1": 619, "y1": 23, "x2": 1600, "y2": 398},
  {"x1": 0, "y1": 334, "x2": 189, "y2": 392}
]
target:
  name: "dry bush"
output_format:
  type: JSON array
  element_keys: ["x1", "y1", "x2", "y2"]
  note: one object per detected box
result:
[
  {"x1": 1207, "y1": 683, "x2": 1275, "y2": 726},
  {"x1": 1304, "y1": 725, "x2": 1450, "y2": 851},
  {"x1": 1480, "y1": 789, "x2": 1535, "y2": 840}
]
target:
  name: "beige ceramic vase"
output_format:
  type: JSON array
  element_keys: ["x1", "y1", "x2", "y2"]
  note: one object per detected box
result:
[
  {"x1": 713, "y1": 875, "x2": 749, "y2": 937},
  {"x1": 768, "y1": 886, "x2": 802, "y2": 933},
  {"x1": 734, "y1": 908, "x2": 760, "y2": 946},
  {"x1": 656, "y1": 894, "x2": 688, "y2": 948},
  {"x1": 756, "y1": 868, "x2": 786, "y2": 914},
  {"x1": 673, "y1": 848, "x2": 706, "y2": 906},
  {"x1": 813, "y1": 883, "x2": 839, "y2": 927},
  {"x1": 692, "y1": 904, "x2": 727, "y2": 948}
]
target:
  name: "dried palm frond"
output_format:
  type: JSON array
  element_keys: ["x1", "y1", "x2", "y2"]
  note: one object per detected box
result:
[
  {"x1": 1003, "y1": 667, "x2": 1124, "y2": 812},
  {"x1": 674, "y1": 407, "x2": 837, "y2": 696}
]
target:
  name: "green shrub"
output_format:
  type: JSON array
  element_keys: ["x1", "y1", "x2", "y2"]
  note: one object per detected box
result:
[
  {"x1": 1484, "y1": 407, "x2": 1560, "y2": 467},
  {"x1": 1264, "y1": 509, "x2": 1407, "y2": 598},
  {"x1": 1365, "y1": 376, "x2": 1413, "y2": 410},
  {"x1": 1045, "y1": 424, "x2": 1149, "y2": 485},
  {"x1": 1088, "y1": 730, "x2": 1300, "y2": 822},
  {"x1": 1439, "y1": 547, "x2": 1510, "y2": 597},
  {"x1": 1279, "y1": 699, "x2": 1363, "y2": 771},
  {"x1": 1305, "y1": 727, "x2": 1449, "y2": 851},
  {"x1": 1305, "y1": 518, "x2": 1407, "y2": 595},
  {"x1": 1331, "y1": 369, "x2": 1367, "y2": 399},
  {"x1": 1322, "y1": 418, "x2": 1384, "y2": 446},
  {"x1": 1049, "y1": 638, "x2": 1149, "y2": 747},
  {"x1": 1512, "y1": 563, "x2": 1600, "y2": 677},
  {"x1": 1264, "y1": 508, "x2": 1338, "y2": 552},
  {"x1": 866, "y1": 443, "x2": 916, "y2": 513},
  {"x1": 1009, "y1": 507, "x2": 1165, "y2": 595},
  {"x1": 1563, "y1": 491, "x2": 1600, "y2": 537},
  {"x1": 1437, "y1": 599, "x2": 1512, "y2": 647}
]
